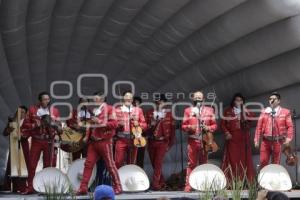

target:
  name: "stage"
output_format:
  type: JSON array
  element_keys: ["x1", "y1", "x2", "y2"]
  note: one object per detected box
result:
[{"x1": 1, "y1": 190, "x2": 300, "y2": 200}]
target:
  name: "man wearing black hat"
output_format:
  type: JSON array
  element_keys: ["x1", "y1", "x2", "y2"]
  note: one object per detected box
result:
[
  {"x1": 254, "y1": 92, "x2": 294, "y2": 169},
  {"x1": 145, "y1": 94, "x2": 175, "y2": 190}
]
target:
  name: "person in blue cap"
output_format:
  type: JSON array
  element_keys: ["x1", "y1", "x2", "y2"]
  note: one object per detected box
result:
[{"x1": 94, "y1": 185, "x2": 115, "y2": 200}]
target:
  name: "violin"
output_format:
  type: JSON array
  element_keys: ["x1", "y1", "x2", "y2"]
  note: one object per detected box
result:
[
  {"x1": 200, "y1": 122, "x2": 218, "y2": 153},
  {"x1": 282, "y1": 143, "x2": 298, "y2": 166},
  {"x1": 131, "y1": 125, "x2": 147, "y2": 148}
]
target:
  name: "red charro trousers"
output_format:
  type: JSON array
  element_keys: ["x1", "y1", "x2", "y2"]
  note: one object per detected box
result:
[
  {"x1": 79, "y1": 139, "x2": 121, "y2": 192},
  {"x1": 114, "y1": 138, "x2": 137, "y2": 168},
  {"x1": 148, "y1": 140, "x2": 168, "y2": 190},
  {"x1": 27, "y1": 139, "x2": 57, "y2": 191},
  {"x1": 185, "y1": 139, "x2": 207, "y2": 191},
  {"x1": 259, "y1": 139, "x2": 282, "y2": 169}
]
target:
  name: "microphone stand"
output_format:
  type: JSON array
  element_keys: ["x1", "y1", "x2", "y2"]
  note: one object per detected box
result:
[
  {"x1": 292, "y1": 109, "x2": 300, "y2": 188},
  {"x1": 178, "y1": 120, "x2": 184, "y2": 183},
  {"x1": 81, "y1": 108, "x2": 87, "y2": 159},
  {"x1": 173, "y1": 104, "x2": 184, "y2": 185},
  {"x1": 47, "y1": 118, "x2": 55, "y2": 168},
  {"x1": 197, "y1": 105, "x2": 206, "y2": 160},
  {"x1": 128, "y1": 105, "x2": 133, "y2": 165},
  {"x1": 240, "y1": 105, "x2": 248, "y2": 179},
  {"x1": 270, "y1": 107, "x2": 276, "y2": 165},
  {"x1": 45, "y1": 105, "x2": 55, "y2": 168}
]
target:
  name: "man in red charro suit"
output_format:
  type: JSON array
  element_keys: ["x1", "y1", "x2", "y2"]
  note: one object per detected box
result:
[
  {"x1": 182, "y1": 91, "x2": 217, "y2": 192},
  {"x1": 221, "y1": 93, "x2": 255, "y2": 182},
  {"x1": 77, "y1": 92, "x2": 122, "y2": 195},
  {"x1": 115, "y1": 91, "x2": 147, "y2": 168},
  {"x1": 254, "y1": 92, "x2": 294, "y2": 169},
  {"x1": 145, "y1": 94, "x2": 175, "y2": 191},
  {"x1": 21, "y1": 91, "x2": 61, "y2": 194},
  {"x1": 66, "y1": 97, "x2": 91, "y2": 160}
]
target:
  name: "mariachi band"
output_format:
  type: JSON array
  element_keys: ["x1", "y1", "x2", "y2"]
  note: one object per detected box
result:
[{"x1": 1, "y1": 89, "x2": 296, "y2": 194}]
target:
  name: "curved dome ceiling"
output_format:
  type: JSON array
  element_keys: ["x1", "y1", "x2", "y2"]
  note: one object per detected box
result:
[
  {"x1": 1, "y1": 0, "x2": 300, "y2": 181},
  {"x1": 0, "y1": 0, "x2": 299, "y2": 120},
  {"x1": 0, "y1": 0, "x2": 299, "y2": 110}
]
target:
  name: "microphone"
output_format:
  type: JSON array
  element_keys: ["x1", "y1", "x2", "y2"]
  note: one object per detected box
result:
[
  {"x1": 126, "y1": 104, "x2": 132, "y2": 120},
  {"x1": 126, "y1": 104, "x2": 131, "y2": 112}
]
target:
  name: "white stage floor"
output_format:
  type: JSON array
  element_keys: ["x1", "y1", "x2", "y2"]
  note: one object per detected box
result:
[{"x1": 1, "y1": 190, "x2": 300, "y2": 200}]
